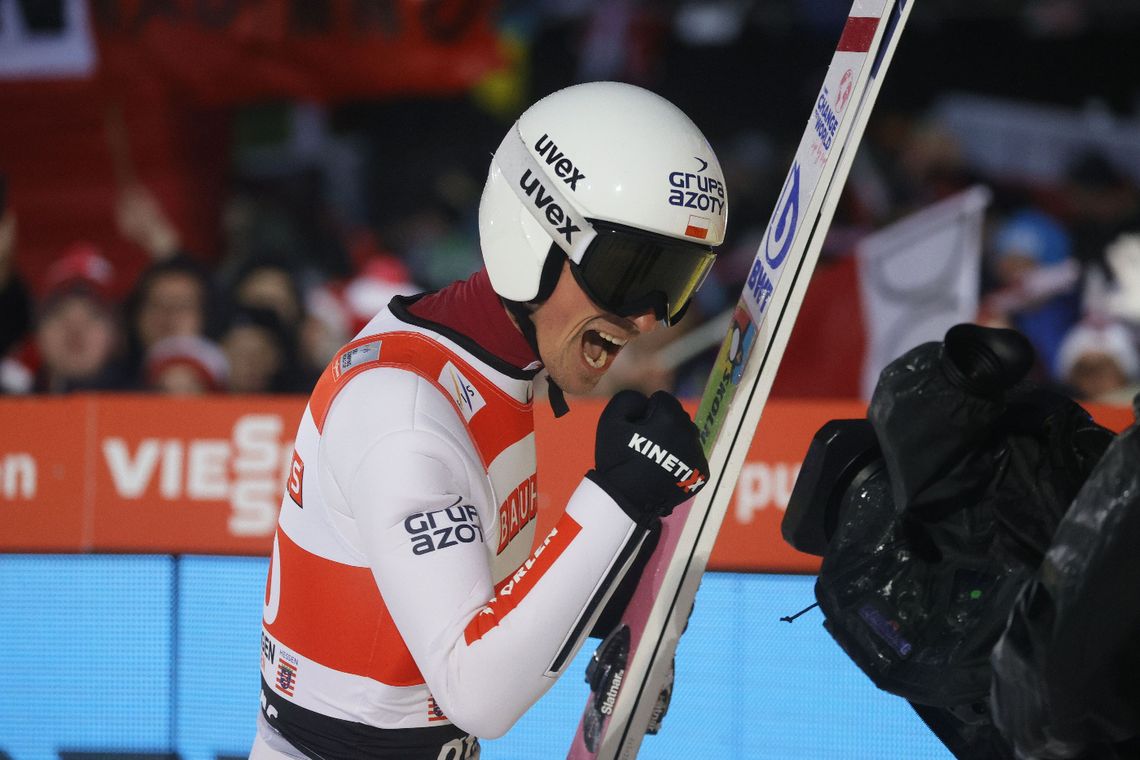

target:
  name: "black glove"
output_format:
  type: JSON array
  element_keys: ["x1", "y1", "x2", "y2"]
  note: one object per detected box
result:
[{"x1": 586, "y1": 390, "x2": 709, "y2": 527}]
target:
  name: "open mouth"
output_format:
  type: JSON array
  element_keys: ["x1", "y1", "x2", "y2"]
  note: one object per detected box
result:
[{"x1": 582, "y1": 329, "x2": 628, "y2": 370}]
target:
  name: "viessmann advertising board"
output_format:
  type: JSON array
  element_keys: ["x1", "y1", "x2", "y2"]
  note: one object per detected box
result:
[{"x1": 0, "y1": 395, "x2": 1132, "y2": 571}]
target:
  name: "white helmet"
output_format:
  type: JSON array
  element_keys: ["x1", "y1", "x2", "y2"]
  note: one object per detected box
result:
[{"x1": 479, "y1": 81, "x2": 727, "y2": 326}]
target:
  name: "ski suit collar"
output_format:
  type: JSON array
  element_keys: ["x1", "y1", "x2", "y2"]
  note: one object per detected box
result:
[{"x1": 395, "y1": 268, "x2": 541, "y2": 380}]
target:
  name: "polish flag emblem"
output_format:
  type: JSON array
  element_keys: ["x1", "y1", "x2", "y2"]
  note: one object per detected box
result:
[{"x1": 685, "y1": 215, "x2": 710, "y2": 239}]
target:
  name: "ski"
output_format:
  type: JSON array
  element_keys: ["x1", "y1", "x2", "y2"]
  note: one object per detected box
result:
[{"x1": 567, "y1": 1, "x2": 915, "y2": 757}]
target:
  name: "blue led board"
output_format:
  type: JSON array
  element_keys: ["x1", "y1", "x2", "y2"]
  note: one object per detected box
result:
[{"x1": 0, "y1": 557, "x2": 949, "y2": 759}]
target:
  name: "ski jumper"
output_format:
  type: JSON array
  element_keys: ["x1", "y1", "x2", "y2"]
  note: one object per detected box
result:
[{"x1": 255, "y1": 269, "x2": 645, "y2": 759}]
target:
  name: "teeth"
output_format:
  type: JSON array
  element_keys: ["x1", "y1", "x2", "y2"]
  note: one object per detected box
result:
[
  {"x1": 598, "y1": 331, "x2": 627, "y2": 347},
  {"x1": 584, "y1": 347, "x2": 608, "y2": 369}
]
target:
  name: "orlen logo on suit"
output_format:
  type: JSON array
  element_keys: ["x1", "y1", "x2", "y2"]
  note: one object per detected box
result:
[{"x1": 101, "y1": 414, "x2": 293, "y2": 537}]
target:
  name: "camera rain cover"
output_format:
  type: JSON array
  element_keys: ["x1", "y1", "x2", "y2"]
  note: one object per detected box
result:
[{"x1": 814, "y1": 342, "x2": 1112, "y2": 710}]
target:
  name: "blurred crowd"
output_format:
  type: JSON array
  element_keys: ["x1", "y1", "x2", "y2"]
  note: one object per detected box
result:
[
  {"x1": 0, "y1": 176, "x2": 422, "y2": 396},
  {"x1": 2, "y1": 114, "x2": 1140, "y2": 405},
  {"x1": 856, "y1": 135, "x2": 1140, "y2": 406},
  {"x1": 2, "y1": 4, "x2": 1139, "y2": 406},
  {"x1": 977, "y1": 150, "x2": 1140, "y2": 405}
]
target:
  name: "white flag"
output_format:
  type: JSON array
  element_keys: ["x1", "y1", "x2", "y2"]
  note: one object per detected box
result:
[
  {"x1": 857, "y1": 185, "x2": 992, "y2": 398},
  {"x1": 0, "y1": 0, "x2": 96, "y2": 79}
]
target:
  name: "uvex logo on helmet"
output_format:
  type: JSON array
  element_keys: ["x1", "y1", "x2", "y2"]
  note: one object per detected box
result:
[
  {"x1": 517, "y1": 132, "x2": 588, "y2": 246},
  {"x1": 519, "y1": 170, "x2": 582, "y2": 246},
  {"x1": 534, "y1": 134, "x2": 587, "y2": 190}
]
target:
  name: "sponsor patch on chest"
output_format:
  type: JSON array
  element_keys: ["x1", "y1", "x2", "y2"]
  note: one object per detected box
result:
[
  {"x1": 440, "y1": 361, "x2": 486, "y2": 422},
  {"x1": 334, "y1": 340, "x2": 381, "y2": 379}
]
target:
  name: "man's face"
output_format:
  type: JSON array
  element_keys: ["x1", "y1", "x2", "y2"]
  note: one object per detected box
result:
[
  {"x1": 530, "y1": 259, "x2": 660, "y2": 395},
  {"x1": 237, "y1": 267, "x2": 300, "y2": 327},
  {"x1": 36, "y1": 294, "x2": 117, "y2": 381},
  {"x1": 152, "y1": 362, "x2": 211, "y2": 395},
  {"x1": 137, "y1": 272, "x2": 204, "y2": 349},
  {"x1": 222, "y1": 324, "x2": 282, "y2": 394},
  {"x1": 1068, "y1": 352, "x2": 1128, "y2": 400}
]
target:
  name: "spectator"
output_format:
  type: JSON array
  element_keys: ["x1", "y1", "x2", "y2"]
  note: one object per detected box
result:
[
  {"x1": 1087, "y1": 232, "x2": 1140, "y2": 328},
  {"x1": 115, "y1": 183, "x2": 183, "y2": 262},
  {"x1": 301, "y1": 251, "x2": 421, "y2": 377},
  {"x1": 230, "y1": 255, "x2": 306, "y2": 333},
  {"x1": 29, "y1": 244, "x2": 127, "y2": 394},
  {"x1": 1055, "y1": 318, "x2": 1140, "y2": 404},
  {"x1": 125, "y1": 255, "x2": 214, "y2": 383},
  {"x1": 218, "y1": 306, "x2": 296, "y2": 394},
  {"x1": 144, "y1": 334, "x2": 229, "y2": 395},
  {"x1": 336, "y1": 253, "x2": 420, "y2": 334},
  {"x1": 982, "y1": 207, "x2": 1081, "y2": 380},
  {"x1": 227, "y1": 255, "x2": 331, "y2": 388},
  {"x1": 1064, "y1": 151, "x2": 1140, "y2": 274},
  {"x1": 0, "y1": 177, "x2": 32, "y2": 357}
]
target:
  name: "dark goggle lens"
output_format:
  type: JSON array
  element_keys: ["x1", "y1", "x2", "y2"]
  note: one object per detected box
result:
[{"x1": 576, "y1": 225, "x2": 715, "y2": 325}]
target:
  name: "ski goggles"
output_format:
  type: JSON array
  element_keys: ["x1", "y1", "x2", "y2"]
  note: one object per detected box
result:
[
  {"x1": 571, "y1": 220, "x2": 716, "y2": 326},
  {"x1": 494, "y1": 124, "x2": 716, "y2": 325}
]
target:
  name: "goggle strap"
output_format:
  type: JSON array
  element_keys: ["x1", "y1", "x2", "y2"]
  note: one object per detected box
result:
[{"x1": 494, "y1": 125, "x2": 597, "y2": 263}]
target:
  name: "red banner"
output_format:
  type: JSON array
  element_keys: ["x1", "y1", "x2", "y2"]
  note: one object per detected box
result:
[
  {"x1": 93, "y1": 0, "x2": 504, "y2": 105},
  {"x1": 0, "y1": 0, "x2": 504, "y2": 293},
  {"x1": 0, "y1": 395, "x2": 1133, "y2": 572}
]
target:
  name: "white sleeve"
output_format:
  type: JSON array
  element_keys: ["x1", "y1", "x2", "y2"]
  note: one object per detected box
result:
[{"x1": 325, "y1": 371, "x2": 645, "y2": 738}]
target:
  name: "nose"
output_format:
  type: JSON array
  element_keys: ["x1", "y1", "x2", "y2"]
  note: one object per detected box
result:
[{"x1": 630, "y1": 309, "x2": 662, "y2": 336}]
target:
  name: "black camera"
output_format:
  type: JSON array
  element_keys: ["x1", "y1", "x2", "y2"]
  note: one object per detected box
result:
[{"x1": 782, "y1": 325, "x2": 1118, "y2": 758}]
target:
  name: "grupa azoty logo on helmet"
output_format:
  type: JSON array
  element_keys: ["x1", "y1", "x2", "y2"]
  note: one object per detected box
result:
[{"x1": 667, "y1": 156, "x2": 726, "y2": 241}]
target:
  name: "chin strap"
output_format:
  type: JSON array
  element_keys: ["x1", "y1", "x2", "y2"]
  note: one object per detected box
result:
[
  {"x1": 503, "y1": 298, "x2": 571, "y2": 418},
  {"x1": 546, "y1": 375, "x2": 570, "y2": 418}
]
